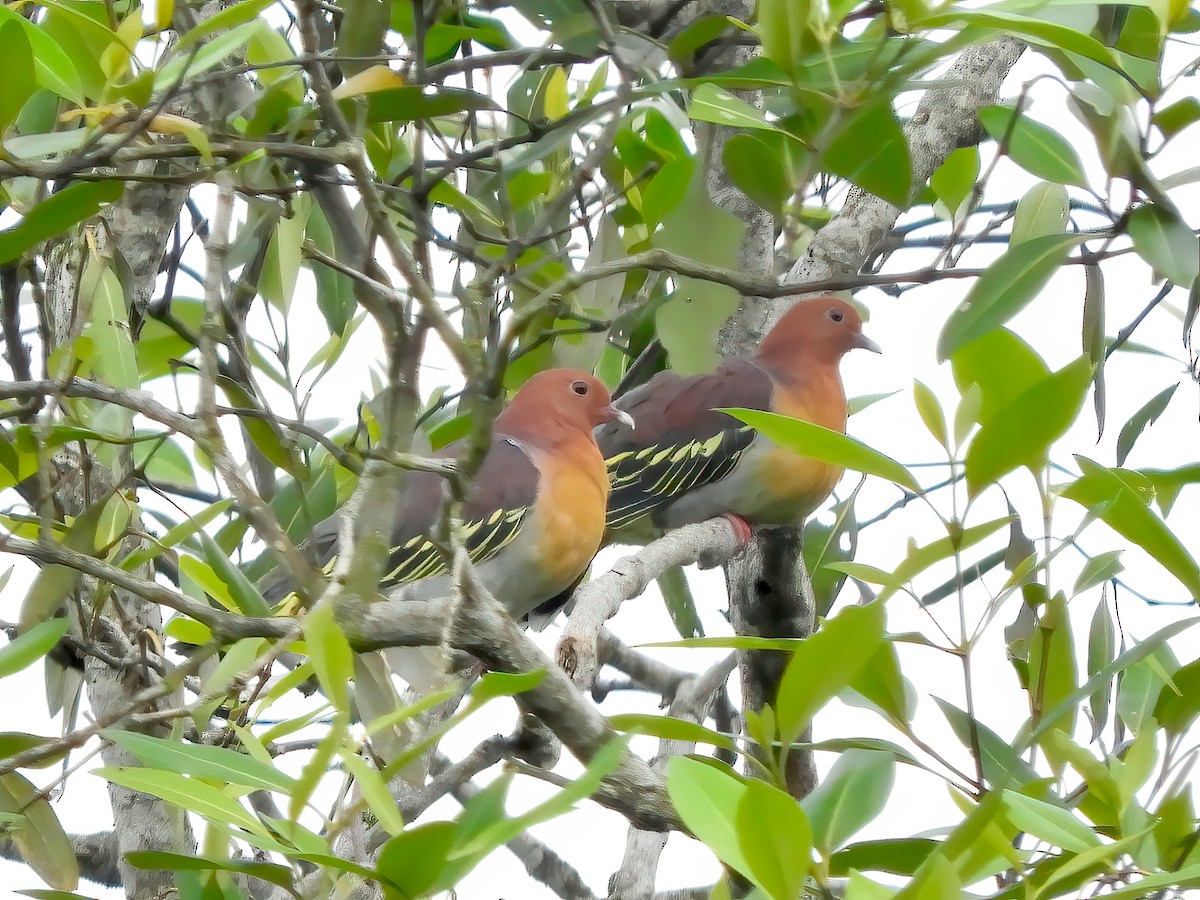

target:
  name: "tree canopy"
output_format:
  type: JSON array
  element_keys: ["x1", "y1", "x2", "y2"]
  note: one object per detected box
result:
[{"x1": 0, "y1": 0, "x2": 1198, "y2": 896}]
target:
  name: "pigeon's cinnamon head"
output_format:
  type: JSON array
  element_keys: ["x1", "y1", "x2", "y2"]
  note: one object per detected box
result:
[
  {"x1": 497, "y1": 369, "x2": 633, "y2": 448},
  {"x1": 757, "y1": 296, "x2": 881, "y2": 369}
]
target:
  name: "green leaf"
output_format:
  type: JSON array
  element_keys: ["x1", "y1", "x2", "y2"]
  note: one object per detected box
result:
[
  {"x1": 951, "y1": 328, "x2": 1050, "y2": 423},
  {"x1": 95, "y1": 767, "x2": 263, "y2": 833},
  {"x1": 929, "y1": 147, "x2": 979, "y2": 221},
  {"x1": 0, "y1": 21, "x2": 35, "y2": 129},
  {"x1": 154, "y1": 21, "x2": 261, "y2": 92},
  {"x1": 1117, "y1": 382, "x2": 1178, "y2": 466},
  {"x1": 353, "y1": 86, "x2": 496, "y2": 124},
  {"x1": 0, "y1": 182, "x2": 124, "y2": 265},
  {"x1": 723, "y1": 132, "x2": 795, "y2": 217},
  {"x1": 1153, "y1": 96, "x2": 1200, "y2": 138},
  {"x1": 917, "y1": 8, "x2": 1128, "y2": 76},
  {"x1": 823, "y1": 100, "x2": 912, "y2": 207},
  {"x1": 1117, "y1": 646, "x2": 1178, "y2": 733},
  {"x1": 468, "y1": 669, "x2": 546, "y2": 704},
  {"x1": 1061, "y1": 457, "x2": 1200, "y2": 598},
  {"x1": 1022, "y1": 616, "x2": 1199, "y2": 750},
  {"x1": 0, "y1": 772, "x2": 78, "y2": 890},
  {"x1": 737, "y1": 779, "x2": 812, "y2": 899},
  {"x1": 1154, "y1": 657, "x2": 1200, "y2": 737},
  {"x1": 335, "y1": 0, "x2": 388, "y2": 75},
  {"x1": 1011, "y1": 182, "x2": 1070, "y2": 245},
  {"x1": 846, "y1": 640, "x2": 912, "y2": 725},
  {"x1": 979, "y1": 105, "x2": 1088, "y2": 186},
  {"x1": 652, "y1": 184, "x2": 744, "y2": 374},
  {"x1": 688, "y1": 83, "x2": 778, "y2": 132},
  {"x1": 935, "y1": 698, "x2": 1040, "y2": 791},
  {"x1": 1001, "y1": 790, "x2": 1100, "y2": 854},
  {"x1": 658, "y1": 564, "x2": 703, "y2": 639},
  {"x1": 176, "y1": 0, "x2": 275, "y2": 48},
  {"x1": 912, "y1": 381, "x2": 947, "y2": 449},
  {"x1": 451, "y1": 735, "x2": 629, "y2": 877},
  {"x1": 1028, "y1": 592, "x2": 1078, "y2": 758},
  {"x1": 303, "y1": 602, "x2": 354, "y2": 712},
  {"x1": 340, "y1": 751, "x2": 405, "y2": 836},
  {"x1": 756, "y1": 0, "x2": 811, "y2": 75},
  {"x1": 964, "y1": 356, "x2": 1093, "y2": 494},
  {"x1": 608, "y1": 713, "x2": 735, "y2": 750},
  {"x1": 830, "y1": 838, "x2": 937, "y2": 877},
  {"x1": 667, "y1": 757, "x2": 753, "y2": 880},
  {"x1": 119, "y1": 499, "x2": 234, "y2": 573},
  {"x1": 102, "y1": 730, "x2": 296, "y2": 793},
  {"x1": 1128, "y1": 204, "x2": 1200, "y2": 288},
  {"x1": 937, "y1": 234, "x2": 1082, "y2": 361},
  {"x1": 0, "y1": 618, "x2": 70, "y2": 679},
  {"x1": 881, "y1": 515, "x2": 1012, "y2": 601},
  {"x1": 776, "y1": 602, "x2": 885, "y2": 744},
  {"x1": 124, "y1": 852, "x2": 293, "y2": 890},
  {"x1": 723, "y1": 408, "x2": 918, "y2": 491},
  {"x1": 802, "y1": 750, "x2": 894, "y2": 855},
  {"x1": 377, "y1": 821, "x2": 456, "y2": 897},
  {"x1": 200, "y1": 534, "x2": 271, "y2": 618},
  {"x1": 1086, "y1": 596, "x2": 1116, "y2": 740},
  {"x1": 1075, "y1": 551, "x2": 1124, "y2": 596},
  {"x1": 0, "y1": 8, "x2": 82, "y2": 104}
]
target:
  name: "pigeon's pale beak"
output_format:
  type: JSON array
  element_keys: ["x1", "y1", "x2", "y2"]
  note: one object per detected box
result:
[
  {"x1": 854, "y1": 331, "x2": 882, "y2": 354},
  {"x1": 606, "y1": 406, "x2": 635, "y2": 430}
]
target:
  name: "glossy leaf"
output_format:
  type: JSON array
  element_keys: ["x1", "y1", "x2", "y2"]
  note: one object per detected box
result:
[
  {"x1": 1001, "y1": 791, "x2": 1100, "y2": 854},
  {"x1": 935, "y1": 698, "x2": 1040, "y2": 791},
  {"x1": 688, "y1": 84, "x2": 778, "y2": 132},
  {"x1": 964, "y1": 356, "x2": 1093, "y2": 494},
  {"x1": 802, "y1": 750, "x2": 895, "y2": 855},
  {"x1": 125, "y1": 853, "x2": 293, "y2": 890},
  {"x1": 96, "y1": 767, "x2": 262, "y2": 833},
  {"x1": 724, "y1": 408, "x2": 919, "y2": 491},
  {"x1": 0, "y1": 21, "x2": 35, "y2": 129},
  {"x1": 1154, "y1": 658, "x2": 1200, "y2": 737},
  {"x1": 776, "y1": 602, "x2": 885, "y2": 744},
  {"x1": 667, "y1": 757, "x2": 753, "y2": 877},
  {"x1": 303, "y1": 602, "x2": 354, "y2": 712},
  {"x1": 979, "y1": 105, "x2": 1087, "y2": 186},
  {"x1": 912, "y1": 381, "x2": 947, "y2": 449},
  {"x1": 200, "y1": 534, "x2": 272, "y2": 618},
  {"x1": 377, "y1": 821, "x2": 456, "y2": 897},
  {"x1": 0, "y1": 182, "x2": 124, "y2": 265},
  {"x1": 1116, "y1": 383, "x2": 1178, "y2": 465},
  {"x1": 1061, "y1": 457, "x2": 1200, "y2": 598},
  {"x1": 737, "y1": 779, "x2": 813, "y2": 899},
  {"x1": 1011, "y1": 182, "x2": 1070, "y2": 244},
  {"x1": 658, "y1": 564, "x2": 703, "y2": 639},
  {"x1": 824, "y1": 100, "x2": 912, "y2": 207},
  {"x1": 1128, "y1": 204, "x2": 1200, "y2": 287},
  {"x1": 102, "y1": 730, "x2": 296, "y2": 793},
  {"x1": 0, "y1": 618, "x2": 69, "y2": 679},
  {"x1": 929, "y1": 147, "x2": 979, "y2": 221},
  {"x1": 1117, "y1": 645, "x2": 1178, "y2": 733},
  {"x1": 608, "y1": 713, "x2": 735, "y2": 750},
  {"x1": 0, "y1": 772, "x2": 78, "y2": 890},
  {"x1": 938, "y1": 234, "x2": 1081, "y2": 361}
]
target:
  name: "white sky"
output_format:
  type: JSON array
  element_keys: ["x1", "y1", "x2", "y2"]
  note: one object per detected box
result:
[{"x1": 2, "y1": 13, "x2": 1200, "y2": 900}]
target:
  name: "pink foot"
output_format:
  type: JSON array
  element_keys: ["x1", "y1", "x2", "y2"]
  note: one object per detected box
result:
[{"x1": 723, "y1": 513, "x2": 753, "y2": 546}]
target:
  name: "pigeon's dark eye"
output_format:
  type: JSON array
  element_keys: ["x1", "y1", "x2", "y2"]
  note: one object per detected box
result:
[
  {"x1": 829, "y1": 309, "x2": 844, "y2": 322},
  {"x1": 571, "y1": 380, "x2": 589, "y2": 396}
]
